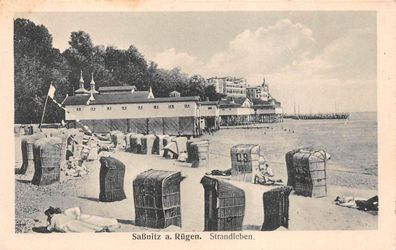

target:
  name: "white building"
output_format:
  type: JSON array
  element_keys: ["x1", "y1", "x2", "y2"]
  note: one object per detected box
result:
[
  {"x1": 252, "y1": 98, "x2": 283, "y2": 123},
  {"x1": 218, "y1": 97, "x2": 255, "y2": 125},
  {"x1": 207, "y1": 76, "x2": 247, "y2": 97},
  {"x1": 63, "y1": 77, "x2": 201, "y2": 135},
  {"x1": 246, "y1": 78, "x2": 270, "y2": 101},
  {"x1": 198, "y1": 101, "x2": 220, "y2": 130},
  {"x1": 169, "y1": 90, "x2": 181, "y2": 97}
]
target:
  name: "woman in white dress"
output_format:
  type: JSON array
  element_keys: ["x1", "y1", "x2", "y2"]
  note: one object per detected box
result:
[{"x1": 45, "y1": 206, "x2": 120, "y2": 233}]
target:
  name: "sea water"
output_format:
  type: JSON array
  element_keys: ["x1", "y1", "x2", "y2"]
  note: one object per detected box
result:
[{"x1": 205, "y1": 111, "x2": 377, "y2": 190}]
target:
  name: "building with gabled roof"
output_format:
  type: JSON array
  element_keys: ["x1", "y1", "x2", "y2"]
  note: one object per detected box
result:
[
  {"x1": 218, "y1": 97, "x2": 255, "y2": 126},
  {"x1": 198, "y1": 100, "x2": 220, "y2": 131},
  {"x1": 251, "y1": 97, "x2": 283, "y2": 123},
  {"x1": 170, "y1": 90, "x2": 181, "y2": 97},
  {"x1": 64, "y1": 73, "x2": 201, "y2": 135}
]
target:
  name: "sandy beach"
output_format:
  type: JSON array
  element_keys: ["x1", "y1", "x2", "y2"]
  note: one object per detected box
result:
[{"x1": 15, "y1": 121, "x2": 378, "y2": 233}]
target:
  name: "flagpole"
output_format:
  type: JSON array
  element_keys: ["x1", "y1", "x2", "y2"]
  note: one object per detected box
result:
[
  {"x1": 39, "y1": 82, "x2": 53, "y2": 130},
  {"x1": 39, "y1": 95, "x2": 49, "y2": 130}
]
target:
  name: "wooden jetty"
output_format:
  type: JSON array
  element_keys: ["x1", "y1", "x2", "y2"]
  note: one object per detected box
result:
[{"x1": 284, "y1": 113, "x2": 350, "y2": 120}]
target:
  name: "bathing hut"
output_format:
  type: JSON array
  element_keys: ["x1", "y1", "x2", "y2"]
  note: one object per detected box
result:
[
  {"x1": 286, "y1": 148, "x2": 329, "y2": 198},
  {"x1": 261, "y1": 186, "x2": 293, "y2": 231},
  {"x1": 133, "y1": 169, "x2": 182, "y2": 228},
  {"x1": 130, "y1": 134, "x2": 144, "y2": 154},
  {"x1": 230, "y1": 144, "x2": 260, "y2": 183},
  {"x1": 187, "y1": 140, "x2": 209, "y2": 168},
  {"x1": 99, "y1": 156, "x2": 127, "y2": 202},
  {"x1": 200, "y1": 176, "x2": 245, "y2": 231},
  {"x1": 152, "y1": 135, "x2": 171, "y2": 155},
  {"x1": 141, "y1": 134, "x2": 156, "y2": 155},
  {"x1": 18, "y1": 133, "x2": 46, "y2": 178},
  {"x1": 31, "y1": 137, "x2": 63, "y2": 185}
]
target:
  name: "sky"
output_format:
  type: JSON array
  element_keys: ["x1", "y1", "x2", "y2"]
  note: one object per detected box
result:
[{"x1": 16, "y1": 12, "x2": 377, "y2": 113}]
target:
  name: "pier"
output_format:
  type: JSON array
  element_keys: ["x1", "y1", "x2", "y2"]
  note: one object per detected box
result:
[{"x1": 284, "y1": 113, "x2": 350, "y2": 120}]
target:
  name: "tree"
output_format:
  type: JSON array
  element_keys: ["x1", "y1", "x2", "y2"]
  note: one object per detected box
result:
[
  {"x1": 63, "y1": 31, "x2": 97, "y2": 92},
  {"x1": 14, "y1": 18, "x2": 69, "y2": 123},
  {"x1": 148, "y1": 67, "x2": 189, "y2": 97},
  {"x1": 14, "y1": 18, "x2": 220, "y2": 124},
  {"x1": 185, "y1": 75, "x2": 206, "y2": 98},
  {"x1": 204, "y1": 84, "x2": 225, "y2": 101}
]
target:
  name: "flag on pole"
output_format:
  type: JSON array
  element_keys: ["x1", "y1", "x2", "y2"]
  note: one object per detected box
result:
[
  {"x1": 51, "y1": 98, "x2": 66, "y2": 110},
  {"x1": 47, "y1": 83, "x2": 56, "y2": 99},
  {"x1": 61, "y1": 94, "x2": 69, "y2": 105}
]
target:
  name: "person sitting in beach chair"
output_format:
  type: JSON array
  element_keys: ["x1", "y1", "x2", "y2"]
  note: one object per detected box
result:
[
  {"x1": 45, "y1": 206, "x2": 120, "y2": 233},
  {"x1": 255, "y1": 156, "x2": 283, "y2": 185}
]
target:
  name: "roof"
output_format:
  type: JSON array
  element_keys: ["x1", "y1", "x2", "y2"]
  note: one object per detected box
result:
[
  {"x1": 134, "y1": 169, "x2": 180, "y2": 183},
  {"x1": 170, "y1": 90, "x2": 180, "y2": 94},
  {"x1": 63, "y1": 93, "x2": 200, "y2": 106},
  {"x1": 218, "y1": 99, "x2": 241, "y2": 108},
  {"x1": 75, "y1": 88, "x2": 89, "y2": 94},
  {"x1": 207, "y1": 76, "x2": 244, "y2": 81},
  {"x1": 98, "y1": 86, "x2": 137, "y2": 92},
  {"x1": 231, "y1": 97, "x2": 249, "y2": 105},
  {"x1": 251, "y1": 98, "x2": 281, "y2": 108},
  {"x1": 198, "y1": 101, "x2": 219, "y2": 105},
  {"x1": 129, "y1": 91, "x2": 150, "y2": 98},
  {"x1": 251, "y1": 98, "x2": 271, "y2": 105},
  {"x1": 218, "y1": 97, "x2": 250, "y2": 108},
  {"x1": 100, "y1": 90, "x2": 149, "y2": 97}
]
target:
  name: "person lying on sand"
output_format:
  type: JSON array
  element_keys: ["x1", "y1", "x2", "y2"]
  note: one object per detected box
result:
[
  {"x1": 334, "y1": 195, "x2": 378, "y2": 211},
  {"x1": 45, "y1": 206, "x2": 120, "y2": 233}
]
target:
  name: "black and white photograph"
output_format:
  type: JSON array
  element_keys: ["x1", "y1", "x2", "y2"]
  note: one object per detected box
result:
[{"x1": 1, "y1": 1, "x2": 395, "y2": 249}]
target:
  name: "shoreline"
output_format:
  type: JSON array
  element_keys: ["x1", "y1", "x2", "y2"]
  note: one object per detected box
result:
[
  {"x1": 15, "y1": 146, "x2": 377, "y2": 233},
  {"x1": 14, "y1": 113, "x2": 378, "y2": 232}
]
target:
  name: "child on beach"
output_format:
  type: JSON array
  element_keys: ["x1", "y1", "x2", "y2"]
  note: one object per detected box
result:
[{"x1": 255, "y1": 156, "x2": 283, "y2": 185}]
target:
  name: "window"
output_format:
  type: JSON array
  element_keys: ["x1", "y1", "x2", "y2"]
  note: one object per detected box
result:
[
  {"x1": 107, "y1": 106, "x2": 112, "y2": 111},
  {"x1": 138, "y1": 105, "x2": 143, "y2": 110},
  {"x1": 184, "y1": 104, "x2": 190, "y2": 108},
  {"x1": 154, "y1": 105, "x2": 159, "y2": 109},
  {"x1": 76, "y1": 107, "x2": 81, "y2": 111},
  {"x1": 208, "y1": 107, "x2": 213, "y2": 110},
  {"x1": 168, "y1": 104, "x2": 175, "y2": 109},
  {"x1": 122, "y1": 106, "x2": 127, "y2": 110},
  {"x1": 90, "y1": 107, "x2": 96, "y2": 111}
]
